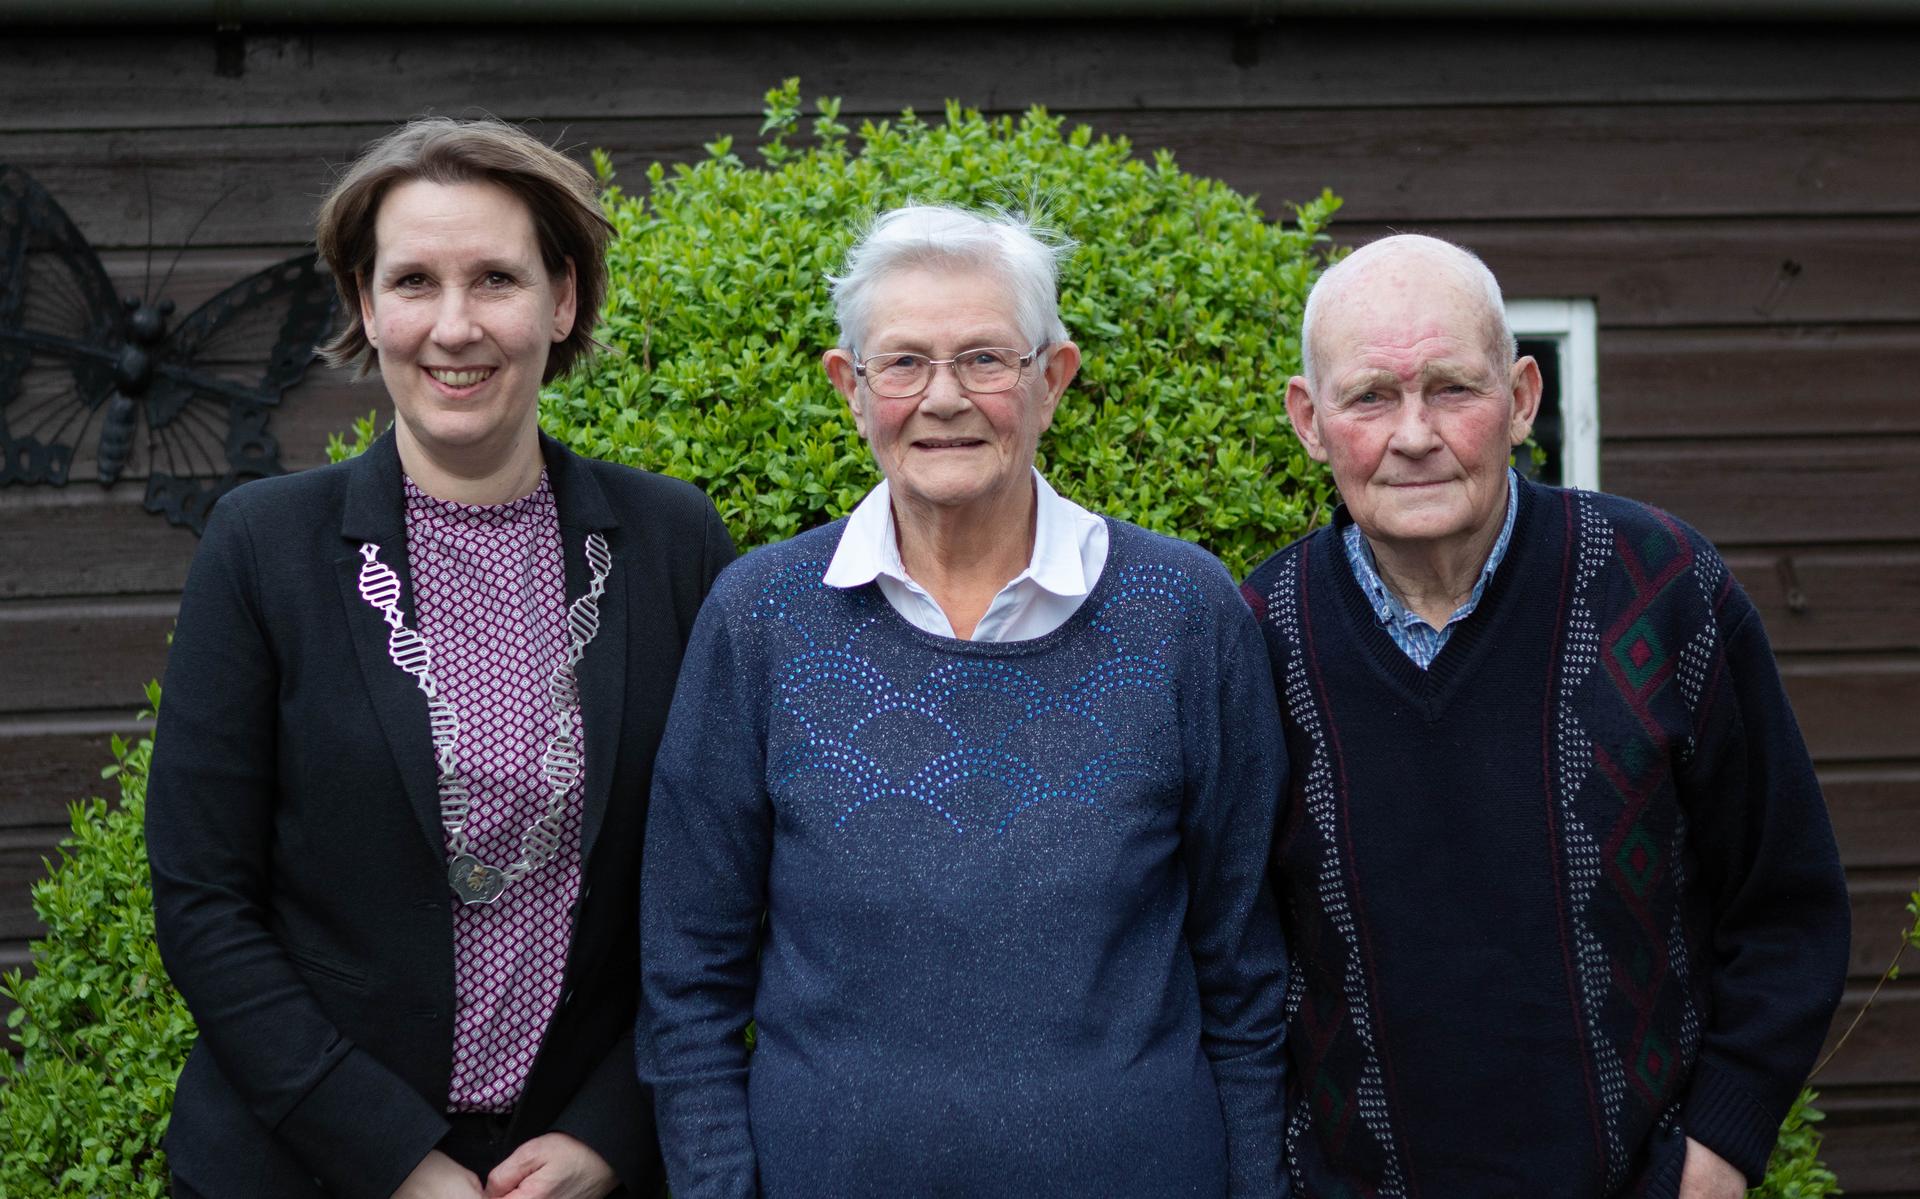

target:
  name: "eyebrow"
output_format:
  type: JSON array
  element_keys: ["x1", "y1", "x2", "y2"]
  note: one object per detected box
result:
[
  {"x1": 1421, "y1": 360, "x2": 1497, "y2": 386},
  {"x1": 377, "y1": 256, "x2": 532, "y2": 280},
  {"x1": 1337, "y1": 361, "x2": 1492, "y2": 393},
  {"x1": 867, "y1": 329, "x2": 1022, "y2": 354}
]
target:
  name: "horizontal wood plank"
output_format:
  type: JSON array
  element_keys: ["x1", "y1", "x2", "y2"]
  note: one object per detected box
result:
[
  {"x1": 1599, "y1": 325, "x2": 1920, "y2": 440},
  {"x1": 1816, "y1": 1089, "x2": 1920, "y2": 1196},
  {"x1": 0, "y1": 487, "x2": 201, "y2": 598},
  {"x1": 1724, "y1": 548, "x2": 1920, "y2": 655},
  {"x1": 12, "y1": 101, "x2": 1920, "y2": 249},
  {"x1": 0, "y1": 716, "x2": 144, "y2": 828},
  {"x1": 5, "y1": 23, "x2": 1920, "y2": 134},
  {"x1": 0, "y1": 599, "x2": 177, "y2": 715},
  {"x1": 1846, "y1": 874, "x2": 1920, "y2": 980},
  {"x1": 1340, "y1": 218, "x2": 1920, "y2": 328},
  {"x1": 1781, "y1": 654, "x2": 1920, "y2": 766},
  {"x1": 1602, "y1": 438, "x2": 1920, "y2": 546},
  {"x1": 0, "y1": 119, "x2": 754, "y2": 249},
  {"x1": 1815, "y1": 987, "x2": 1920, "y2": 1088},
  {"x1": 1826, "y1": 766, "x2": 1920, "y2": 871},
  {"x1": 1107, "y1": 102, "x2": 1920, "y2": 223}
]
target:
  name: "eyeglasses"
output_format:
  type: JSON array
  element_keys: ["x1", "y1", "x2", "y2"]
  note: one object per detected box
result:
[{"x1": 852, "y1": 346, "x2": 1043, "y2": 399}]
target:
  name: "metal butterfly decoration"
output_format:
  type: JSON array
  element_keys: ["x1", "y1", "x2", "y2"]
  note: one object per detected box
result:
[{"x1": 0, "y1": 164, "x2": 338, "y2": 534}]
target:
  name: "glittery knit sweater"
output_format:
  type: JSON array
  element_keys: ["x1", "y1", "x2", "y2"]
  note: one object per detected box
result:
[
  {"x1": 640, "y1": 517, "x2": 1291, "y2": 1199},
  {"x1": 1239, "y1": 477, "x2": 1850, "y2": 1198}
]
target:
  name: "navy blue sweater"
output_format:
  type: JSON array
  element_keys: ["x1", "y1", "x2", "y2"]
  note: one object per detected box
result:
[
  {"x1": 1240, "y1": 479, "x2": 1850, "y2": 1197},
  {"x1": 640, "y1": 518, "x2": 1290, "y2": 1198}
]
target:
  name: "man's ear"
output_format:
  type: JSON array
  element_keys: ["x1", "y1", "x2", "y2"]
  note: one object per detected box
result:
[
  {"x1": 823, "y1": 348, "x2": 867, "y2": 439},
  {"x1": 1285, "y1": 376, "x2": 1330, "y2": 463},
  {"x1": 1507, "y1": 355, "x2": 1543, "y2": 445}
]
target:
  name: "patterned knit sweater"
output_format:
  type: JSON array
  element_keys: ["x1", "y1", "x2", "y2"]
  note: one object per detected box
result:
[
  {"x1": 1239, "y1": 478, "x2": 1850, "y2": 1198},
  {"x1": 641, "y1": 518, "x2": 1290, "y2": 1199}
]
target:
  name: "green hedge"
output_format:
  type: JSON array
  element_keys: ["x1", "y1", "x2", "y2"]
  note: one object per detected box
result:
[
  {"x1": 549, "y1": 79, "x2": 1340, "y2": 571},
  {"x1": 0, "y1": 683, "x2": 187, "y2": 1198}
]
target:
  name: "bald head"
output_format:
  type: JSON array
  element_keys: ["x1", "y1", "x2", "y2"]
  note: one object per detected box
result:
[{"x1": 1301, "y1": 235, "x2": 1516, "y2": 393}]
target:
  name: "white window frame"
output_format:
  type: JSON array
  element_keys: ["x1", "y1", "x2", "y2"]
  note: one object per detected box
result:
[{"x1": 1505, "y1": 298, "x2": 1600, "y2": 492}]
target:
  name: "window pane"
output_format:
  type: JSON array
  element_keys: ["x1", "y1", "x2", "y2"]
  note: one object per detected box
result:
[{"x1": 1516, "y1": 336, "x2": 1563, "y2": 486}]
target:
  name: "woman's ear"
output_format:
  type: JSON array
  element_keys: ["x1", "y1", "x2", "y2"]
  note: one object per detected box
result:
[
  {"x1": 823, "y1": 348, "x2": 867, "y2": 438},
  {"x1": 551, "y1": 256, "x2": 579, "y2": 343}
]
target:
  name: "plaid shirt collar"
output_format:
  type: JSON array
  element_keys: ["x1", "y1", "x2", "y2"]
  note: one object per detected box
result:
[{"x1": 1341, "y1": 469, "x2": 1520, "y2": 670}]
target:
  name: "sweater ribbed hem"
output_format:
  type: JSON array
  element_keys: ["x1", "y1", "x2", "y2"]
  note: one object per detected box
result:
[
  {"x1": 1681, "y1": 1062, "x2": 1780, "y2": 1184},
  {"x1": 1641, "y1": 1138, "x2": 1684, "y2": 1199}
]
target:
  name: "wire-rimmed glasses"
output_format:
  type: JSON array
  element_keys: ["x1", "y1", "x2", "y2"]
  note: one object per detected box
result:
[{"x1": 852, "y1": 346, "x2": 1043, "y2": 399}]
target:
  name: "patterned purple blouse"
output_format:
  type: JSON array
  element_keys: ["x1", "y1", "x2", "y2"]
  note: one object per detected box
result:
[{"x1": 404, "y1": 473, "x2": 584, "y2": 1114}]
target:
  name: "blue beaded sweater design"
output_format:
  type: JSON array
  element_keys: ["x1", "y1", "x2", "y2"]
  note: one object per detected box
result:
[{"x1": 641, "y1": 518, "x2": 1290, "y2": 1199}]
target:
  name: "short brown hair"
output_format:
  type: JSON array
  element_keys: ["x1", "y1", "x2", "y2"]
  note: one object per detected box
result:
[{"x1": 314, "y1": 116, "x2": 613, "y2": 383}]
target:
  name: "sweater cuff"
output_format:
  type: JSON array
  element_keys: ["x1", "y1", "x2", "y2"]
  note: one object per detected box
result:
[
  {"x1": 1681, "y1": 1062, "x2": 1780, "y2": 1185},
  {"x1": 274, "y1": 1043, "x2": 450, "y2": 1199}
]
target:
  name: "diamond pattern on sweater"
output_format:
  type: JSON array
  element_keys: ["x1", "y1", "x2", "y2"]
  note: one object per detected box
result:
[
  {"x1": 1259, "y1": 549, "x2": 1410, "y2": 1198},
  {"x1": 405, "y1": 473, "x2": 584, "y2": 1114}
]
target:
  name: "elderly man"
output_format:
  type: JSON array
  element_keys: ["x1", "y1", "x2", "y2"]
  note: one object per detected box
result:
[{"x1": 1241, "y1": 234, "x2": 1850, "y2": 1198}]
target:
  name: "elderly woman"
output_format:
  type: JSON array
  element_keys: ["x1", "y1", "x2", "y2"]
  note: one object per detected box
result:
[
  {"x1": 639, "y1": 205, "x2": 1289, "y2": 1198},
  {"x1": 147, "y1": 118, "x2": 734, "y2": 1199}
]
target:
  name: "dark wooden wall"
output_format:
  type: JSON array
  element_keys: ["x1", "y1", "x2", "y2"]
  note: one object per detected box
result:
[{"x1": 1, "y1": 17, "x2": 1915, "y2": 1189}]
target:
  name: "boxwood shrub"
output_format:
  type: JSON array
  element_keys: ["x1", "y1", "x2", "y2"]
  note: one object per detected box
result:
[
  {"x1": 550, "y1": 79, "x2": 1342, "y2": 572},
  {"x1": 0, "y1": 684, "x2": 187, "y2": 1198}
]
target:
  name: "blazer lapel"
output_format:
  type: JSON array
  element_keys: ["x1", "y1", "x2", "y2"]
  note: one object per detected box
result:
[
  {"x1": 543, "y1": 434, "x2": 626, "y2": 869},
  {"x1": 335, "y1": 431, "x2": 448, "y2": 862}
]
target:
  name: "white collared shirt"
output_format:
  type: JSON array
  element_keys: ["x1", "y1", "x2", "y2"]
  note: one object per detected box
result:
[{"x1": 822, "y1": 469, "x2": 1110, "y2": 642}]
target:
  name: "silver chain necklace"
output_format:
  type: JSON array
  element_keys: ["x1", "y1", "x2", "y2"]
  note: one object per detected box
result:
[{"x1": 355, "y1": 531, "x2": 612, "y2": 905}]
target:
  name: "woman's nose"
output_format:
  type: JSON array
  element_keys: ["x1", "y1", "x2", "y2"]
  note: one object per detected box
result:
[
  {"x1": 430, "y1": 288, "x2": 482, "y2": 350},
  {"x1": 916, "y1": 363, "x2": 974, "y2": 417}
]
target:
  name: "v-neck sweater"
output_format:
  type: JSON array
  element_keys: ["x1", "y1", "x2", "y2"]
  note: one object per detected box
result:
[{"x1": 1240, "y1": 477, "x2": 1849, "y2": 1197}]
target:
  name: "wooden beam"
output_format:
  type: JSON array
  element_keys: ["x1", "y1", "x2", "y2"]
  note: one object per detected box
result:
[
  {"x1": 1604, "y1": 438, "x2": 1920, "y2": 546},
  {"x1": 4, "y1": 23, "x2": 1919, "y2": 135}
]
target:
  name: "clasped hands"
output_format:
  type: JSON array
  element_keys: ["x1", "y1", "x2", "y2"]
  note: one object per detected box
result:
[
  {"x1": 392, "y1": 1132, "x2": 616, "y2": 1199},
  {"x1": 392, "y1": 1127, "x2": 1740, "y2": 1198}
]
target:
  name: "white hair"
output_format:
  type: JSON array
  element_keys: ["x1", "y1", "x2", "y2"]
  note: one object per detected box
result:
[
  {"x1": 828, "y1": 203, "x2": 1073, "y2": 355},
  {"x1": 1300, "y1": 233, "x2": 1517, "y2": 391}
]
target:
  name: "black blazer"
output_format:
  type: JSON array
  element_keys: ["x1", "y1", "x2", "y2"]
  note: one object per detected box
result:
[{"x1": 146, "y1": 430, "x2": 734, "y2": 1198}]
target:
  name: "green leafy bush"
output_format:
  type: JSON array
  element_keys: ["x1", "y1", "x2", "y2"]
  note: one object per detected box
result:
[
  {"x1": 549, "y1": 79, "x2": 1342, "y2": 573},
  {"x1": 0, "y1": 683, "x2": 188, "y2": 1199},
  {"x1": 1751, "y1": 1089, "x2": 1839, "y2": 1199}
]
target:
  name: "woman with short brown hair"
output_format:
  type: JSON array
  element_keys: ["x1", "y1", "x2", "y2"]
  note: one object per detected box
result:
[{"x1": 149, "y1": 116, "x2": 732, "y2": 1199}]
